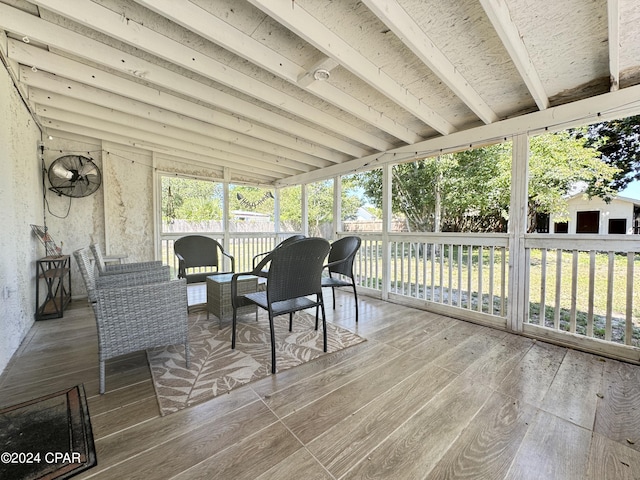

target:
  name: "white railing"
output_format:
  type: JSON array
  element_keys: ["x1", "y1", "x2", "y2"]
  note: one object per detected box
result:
[
  {"x1": 160, "y1": 230, "x2": 640, "y2": 362},
  {"x1": 524, "y1": 234, "x2": 640, "y2": 360},
  {"x1": 160, "y1": 232, "x2": 302, "y2": 276},
  {"x1": 340, "y1": 232, "x2": 509, "y2": 329}
]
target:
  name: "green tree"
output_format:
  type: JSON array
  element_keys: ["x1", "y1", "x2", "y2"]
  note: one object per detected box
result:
[
  {"x1": 357, "y1": 132, "x2": 618, "y2": 233},
  {"x1": 162, "y1": 177, "x2": 222, "y2": 222},
  {"x1": 577, "y1": 115, "x2": 640, "y2": 191},
  {"x1": 279, "y1": 185, "x2": 303, "y2": 231},
  {"x1": 528, "y1": 131, "x2": 619, "y2": 229}
]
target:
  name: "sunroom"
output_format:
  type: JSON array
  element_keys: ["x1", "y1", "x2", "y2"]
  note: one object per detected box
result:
[{"x1": 2, "y1": 1, "x2": 640, "y2": 478}]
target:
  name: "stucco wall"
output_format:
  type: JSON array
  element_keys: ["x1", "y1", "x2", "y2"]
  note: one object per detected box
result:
[
  {"x1": 42, "y1": 136, "x2": 103, "y2": 298},
  {"x1": 0, "y1": 66, "x2": 225, "y2": 375},
  {"x1": 0, "y1": 63, "x2": 42, "y2": 374},
  {"x1": 101, "y1": 144, "x2": 155, "y2": 266}
]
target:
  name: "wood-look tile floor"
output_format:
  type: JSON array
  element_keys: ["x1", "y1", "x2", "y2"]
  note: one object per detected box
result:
[{"x1": 1, "y1": 292, "x2": 640, "y2": 479}]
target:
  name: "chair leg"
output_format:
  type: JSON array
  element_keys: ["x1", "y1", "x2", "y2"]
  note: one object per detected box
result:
[
  {"x1": 315, "y1": 304, "x2": 319, "y2": 329},
  {"x1": 319, "y1": 296, "x2": 327, "y2": 353},
  {"x1": 332, "y1": 286, "x2": 337, "y2": 310},
  {"x1": 269, "y1": 312, "x2": 276, "y2": 374},
  {"x1": 99, "y1": 360, "x2": 105, "y2": 395},
  {"x1": 289, "y1": 312, "x2": 293, "y2": 332},
  {"x1": 352, "y1": 283, "x2": 359, "y2": 322},
  {"x1": 231, "y1": 308, "x2": 238, "y2": 349}
]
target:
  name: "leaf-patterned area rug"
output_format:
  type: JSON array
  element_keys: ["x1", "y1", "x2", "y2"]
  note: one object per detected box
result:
[{"x1": 147, "y1": 308, "x2": 366, "y2": 415}]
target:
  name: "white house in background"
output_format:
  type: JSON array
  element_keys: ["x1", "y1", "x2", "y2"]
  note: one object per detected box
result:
[{"x1": 538, "y1": 193, "x2": 640, "y2": 234}]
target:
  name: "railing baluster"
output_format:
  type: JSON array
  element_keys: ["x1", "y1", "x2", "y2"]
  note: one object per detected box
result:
[
  {"x1": 500, "y1": 246, "x2": 506, "y2": 316},
  {"x1": 554, "y1": 249, "x2": 562, "y2": 330},
  {"x1": 467, "y1": 245, "x2": 473, "y2": 310},
  {"x1": 524, "y1": 247, "x2": 531, "y2": 324},
  {"x1": 606, "y1": 251, "x2": 614, "y2": 341},
  {"x1": 478, "y1": 246, "x2": 483, "y2": 313},
  {"x1": 457, "y1": 245, "x2": 463, "y2": 308},
  {"x1": 570, "y1": 250, "x2": 578, "y2": 334},
  {"x1": 430, "y1": 243, "x2": 436, "y2": 301},
  {"x1": 422, "y1": 242, "x2": 428, "y2": 300},
  {"x1": 540, "y1": 248, "x2": 547, "y2": 327},
  {"x1": 626, "y1": 252, "x2": 635, "y2": 346},
  {"x1": 587, "y1": 250, "x2": 596, "y2": 338},
  {"x1": 448, "y1": 244, "x2": 453, "y2": 306},
  {"x1": 488, "y1": 246, "x2": 495, "y2": 314}
]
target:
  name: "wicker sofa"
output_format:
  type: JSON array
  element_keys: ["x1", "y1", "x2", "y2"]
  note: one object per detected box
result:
[{"x1": 74, "y1": 247, "x2": 189, "y2": 394}]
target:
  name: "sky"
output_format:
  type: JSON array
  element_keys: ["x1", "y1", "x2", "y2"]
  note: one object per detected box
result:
[{"x1": 620, "y1": 180, "x2": 640, "y2": 199}]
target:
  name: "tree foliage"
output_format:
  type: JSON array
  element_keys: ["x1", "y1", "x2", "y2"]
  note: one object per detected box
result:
[
  {"x1": 162, "y1": 177, "x2": 360, "y2": 236},
  {"x1": 577, "y1": 115, "x2": 640, "y2": 191},
  {"x1": 358, "y1": 132, "x2": 618, "y2": 233},
  {"x1": 162, "y1": 177, "x2": 222, "y2": 222}
]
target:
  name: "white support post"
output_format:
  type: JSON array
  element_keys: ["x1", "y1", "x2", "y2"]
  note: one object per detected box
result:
[
  {"x1": 301, "y1": 183, "x2": 308, "y2": 237},
  {"x1": 507, "y1": 133, "x2": 529, "y2": 332},
  {"x1": 152, "y1": 151, "x2": 160, "y2": 260},
  {"x1": 222, "y1": 167, "x2": 230, "y2": 251},
  {"x1": 381, "y1": 163, "x2": 392, "y2": 300},
  {"x1": 273, "y1": 186, "x2": 281, "y2": 237},
  {"x1": 333, "y1": 175, "x2": 341, "y2": 240}
]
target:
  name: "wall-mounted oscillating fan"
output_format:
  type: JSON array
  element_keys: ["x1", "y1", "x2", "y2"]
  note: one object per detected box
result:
[{"x1": 48, "y1": 155, "x2": 102, "y2": 198}]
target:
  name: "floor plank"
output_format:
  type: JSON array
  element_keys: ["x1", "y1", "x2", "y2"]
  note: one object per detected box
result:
[
  {"x1": 425, "y1": 392, "x2": 537, "y2": 479},
  {"x1": 593, "y1": 358, "x2": 640, "y2": 453},
  {"x1": 504, "y1": 410, "x2": 592, "y2": 480},
  {"x1": 1, "y1": 292, "x2": 639, "y2": 479},
  {"x1": 540, "y1": 348, "x2": 606, "y2": 429}
]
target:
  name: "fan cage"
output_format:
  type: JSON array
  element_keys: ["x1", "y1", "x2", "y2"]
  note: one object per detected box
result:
[{"x1": 48, "y1": 155, "x2": 102, "y2": 198}]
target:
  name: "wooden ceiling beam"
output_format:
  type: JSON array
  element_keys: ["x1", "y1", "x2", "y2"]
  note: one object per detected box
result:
[
  {"x1": 0, "y1": 4, "x2": 369, "y2": 158},
  {"x1": 248, "y1": 0, "x2": 456, "y2": 135},
  {"x1": 479, "y1": 0, "x2": 549, "y2": 111},
  {"x1": 28, "y1": 0, "x2": 391, "y2": 152},
  {"x1": 38, "y1": 115, "x2": 279, "y2": 183},
  {"x1": 33, "y1": 101, "x2": 305, "y2": 177},
  {"x1": 608, "y1": 0, "x2": 620, "y2": 91},
  {"x1": 133, "y1": 0, "x2": 422, "y2": 145},
  {"x1": 363, "y1": 0, "x2": 499, "y2": 125},
  {"x1": 23, "y1": 71, "x2": 330, "y2": 170},
  {"x1": 15, "y1": 51, "x2": 347, "y2": 166}
]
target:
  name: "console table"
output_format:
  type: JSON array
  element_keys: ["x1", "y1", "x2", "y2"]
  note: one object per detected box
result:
[{"x1": 35, "y1": 255, "x2": 71, "y2": 320}]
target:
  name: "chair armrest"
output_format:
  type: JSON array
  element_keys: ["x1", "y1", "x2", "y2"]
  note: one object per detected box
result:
[
  {"x1": 94, "y1": 279, "x2": 188, "y2": 352},
  {"x1": 231, "y1": 271, "x2": 254, "y2": 307},
  {"x1": 175, "y1": 253, "x2": 186, "y2": 279},
  {"x1": 221, "y1": 250, "x2": 235, "y2": 273},
  {"x1": 102, "y1": 260, "x2": 164, "y2": 274},
  {"x1": 252, "y1": 251, "x2": 270, "y2": 269},
  {"x1": 96, "y1": 266, "x2": 170, "y2": 289}
]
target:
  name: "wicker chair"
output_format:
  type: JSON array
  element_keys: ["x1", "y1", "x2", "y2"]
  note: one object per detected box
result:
[
  {"x1": 74, "y1": 247, "x2": 189, "y2": 394},
  {"x1": 322, "y1": 236, "x2": 362, "y2": 322},
  {"x1": 90, "y1": 243, "x2": 163, "y2": 275},
  {"x1": 174, "y1": 235, "x2": 235, "y2": 284},
  {"x1": 231, "y1": 237, "x2": 330, "y2": 373}
]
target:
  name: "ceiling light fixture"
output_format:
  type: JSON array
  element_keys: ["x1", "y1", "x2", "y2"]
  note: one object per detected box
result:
[{"x1": 313, "y1": 68, "x2": 331, "y2": 81}]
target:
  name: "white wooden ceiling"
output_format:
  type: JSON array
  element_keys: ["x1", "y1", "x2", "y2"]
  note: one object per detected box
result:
[{"x1": 2, "y1": 0, "x2": 640, "y2": 186}]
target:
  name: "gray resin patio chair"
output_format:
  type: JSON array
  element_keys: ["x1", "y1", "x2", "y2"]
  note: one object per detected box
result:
[
  {"x1": 321, "y1": 236, "x2": 362, "y2": 322},
  {"x1": 174, "y1": 235, "x2": 235, "y2": 283},
  {"x1": 90, "y1": 243, "x2": 163, "y2": 275},
  {"x1": 231, "y1": 237, "x2": 330, "y2": 373},
  {"x1": 74, "y1": 247, "x2": 189, "y2": 394}
]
